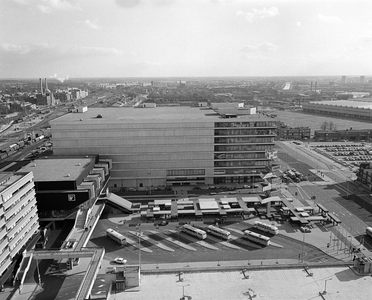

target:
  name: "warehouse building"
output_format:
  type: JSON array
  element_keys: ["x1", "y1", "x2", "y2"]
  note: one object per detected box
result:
[
  {"x1": 302, "y1": 100, "x2": 372, "y2": 120},
  {"x1": 50, "y1": 106, "x2": 277, "y2": 190}
]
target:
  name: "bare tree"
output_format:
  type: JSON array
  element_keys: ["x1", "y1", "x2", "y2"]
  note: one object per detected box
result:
[
  {"x1": 320, "y1": 121, "x2": 329, "y2": 130},
  {"x1": 329, "y1": 121, "x2": 335, "y2": 131}
]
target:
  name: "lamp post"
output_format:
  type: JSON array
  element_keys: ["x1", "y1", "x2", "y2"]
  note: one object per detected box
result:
[
  {"x1": 323, "y1": 278, "x2": 332, "y2": 294},
  {"x1": 137, "y1": 231, "x2": 143, "y2": 270},
  {"x1": 181, "y1": 283, "x2": 190, "y2": 300}
]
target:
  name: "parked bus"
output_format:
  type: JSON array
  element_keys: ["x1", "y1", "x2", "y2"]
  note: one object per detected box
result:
[
  {"x1": 243, "y1": 230, "x2": 270, "y2": 246},
  {"x1": 206, "y1": 225, "x2": 231, "y2": 240},
  {"x1": 366, "y1": 227, "x2": 372, "y2": 238},
  {"x1": 182, "y1": 224, "x2": 207, "y2": 240},
  {"x1": 253, "y1": 221, "x2": 279, "y2": 235},
  {"x1": 106, "y1": 228, "x2": 126, "y2": 245}
]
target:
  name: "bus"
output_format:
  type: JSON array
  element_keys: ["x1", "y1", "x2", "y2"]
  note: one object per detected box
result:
[
  {"x1": 106, "y1": 228, "x2": 126, "y2": 245},
  {"x1": 206, "y1": 225, "x2": 231, "y2": 240},
  {"x1": 243, "y1": 230, "x2": 270, "y2": 246},
  {"x1": 366, "y1": 227, "x2": 372, "y2": 238},
  {"x1": 253, "y1": 221, "x2": 279, "y2": 235},
  {"x1": 182, "y1": 224, "x2": 207, "y2": 240}
]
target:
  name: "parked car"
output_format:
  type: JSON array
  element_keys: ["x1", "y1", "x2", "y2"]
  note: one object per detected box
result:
[
  {"x1": 300, "y1": 226, "x2": 311, "y2": 233},
  {"x1": 114, "y1": 257, "x2": 127, "y2": 264}
]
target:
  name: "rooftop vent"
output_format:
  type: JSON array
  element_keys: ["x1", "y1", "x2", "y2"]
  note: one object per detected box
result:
[
  {"x1": 32, "y1": 164, "x2": 36, "y2": 167},
  {"x1": 65, "y1": 174, "x2": 70, "y2": 177},
  {"x1": 97, "y1": 114, "x2": 103, "y2": 118}
]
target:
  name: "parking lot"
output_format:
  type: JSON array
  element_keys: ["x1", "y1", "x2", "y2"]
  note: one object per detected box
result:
[{"x1": 312, "y1": 143, "x2": 372, "y2": 170}]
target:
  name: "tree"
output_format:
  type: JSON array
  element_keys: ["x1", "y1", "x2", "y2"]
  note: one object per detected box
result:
[
  {"x1": 320, "y1": 121, "x2": 329, "y2": 131},
  {"x1": 329, "y1": 121, "x2": 335, "y2": 131}
]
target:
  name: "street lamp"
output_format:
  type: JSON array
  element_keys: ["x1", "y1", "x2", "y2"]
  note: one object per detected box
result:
[
  {"x1": 181, "y1": 283, "x2": 190, "y2": 300},
  {"x1": 323, "y1": 278, "x2": 332, "y2": 294},
  {"x1": 136, "y1": 231, "x2": 143, "y2": 270}
]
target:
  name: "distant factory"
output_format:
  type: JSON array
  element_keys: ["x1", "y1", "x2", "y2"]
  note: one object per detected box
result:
[{"x1": 36, "y1": 78, "x2": 55, "y2": 106}]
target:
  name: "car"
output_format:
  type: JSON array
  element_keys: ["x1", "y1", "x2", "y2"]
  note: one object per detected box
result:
[
  {"x1": 300, "y1": 226, "x2": 311, "y2": 233},
  {"x1": 243, "y1": 185, "x2": 252, "y2": 189},
  {"x1": 158, "y1": 220, "x2": 168, "y2": 226},
  {"x1": 192, "y1": 186, "x2": 201, "y2": 190},
  {"x1": 114, "y1": 257, "x2": 127, "y2": 264}
]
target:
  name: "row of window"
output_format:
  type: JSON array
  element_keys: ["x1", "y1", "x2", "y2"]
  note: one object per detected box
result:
[
  {"x1": 215, "y1": 168, "x2": 265, "y2": 175},
  {"x1": 214, "y1": 160, "x2": 270, "y2": 167},
  {"x1": 4, "y1": 187, "x2": 34, "y2": 214},
  {"x1": 6, "y1": 198, "x2": 34, "y2": 230},
  {"x1": 214, "y1": 153, "x2": 267, "y2": 160},
  {"x1": 214, "y1": 129, "x2": 276, "y2": 136},
  {"x1": 9, "y1": 216, "x2": 38, "y2": 253},
  {"x1": 166, "y1": 169, "x2": 205, "y2": 176},
  {"x1": 214, "y1": 145, "x2": 274, "y2": 152},
  {"x1": 8, "y1": 205, "x2": 36, "y2": 242},
  {"x1": 214, "y1": 137, "x2": 274, "y2": 144},
  {"x1": 215, "y1": 121, "x2": 277, "y2": 128}
]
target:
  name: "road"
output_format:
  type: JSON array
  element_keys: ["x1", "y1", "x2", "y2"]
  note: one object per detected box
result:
[{"x1": 277, "y1": 141, "x2": 372, "y2": 249}]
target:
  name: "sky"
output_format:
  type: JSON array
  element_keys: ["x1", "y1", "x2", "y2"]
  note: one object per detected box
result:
[{"x1": 1, "y1": 0, "x2": 372, "y2": 78}]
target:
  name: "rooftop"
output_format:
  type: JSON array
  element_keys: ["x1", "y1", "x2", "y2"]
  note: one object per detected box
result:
[
  {"x1": 18, "y1": 158, "x2": 93, "y2": 182},
  {"x1": 51, "y1": 107, "x2": 273, "y2": 124},
  {"x1": 311, "y1": 100, "x2": 372, "y2": 109}
]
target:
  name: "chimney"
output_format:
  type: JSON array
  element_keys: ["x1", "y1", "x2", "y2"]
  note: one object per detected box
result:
[
  {"x1": 40, "y1": 78, "x2": 43, "y2": 94},
  {"x1": 45, "y1": 78, "x2": 48, "y2": 94}
]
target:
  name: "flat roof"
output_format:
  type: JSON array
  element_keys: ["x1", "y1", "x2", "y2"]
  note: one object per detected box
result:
[
  {"x1": 311, "y1": 100, "x2": 372, "y2": 109},
  {"x1": 19, "y1": 158, "x2": 93, "y2": 182},
  {"x1": 51, "y1": 107, "x2": 273, "y2": 124}
]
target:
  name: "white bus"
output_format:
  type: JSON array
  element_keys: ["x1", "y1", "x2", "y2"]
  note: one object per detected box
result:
[
  {"x1": 206, "y1": 225, "x2": 231, "y2": 240},
  {"x1": 182, "y1": 224, "x2": 207, "y2": 240},
  {"x1": 243, "y1": 230, "x2": 270, "y2": 246},
  {"x1": 366, "y1": 227, "x2": 372, "y2": 238},
  {"x1": 254, "y1": 221, "x2": 279, "y2": 235},
  {"x1": 106, "y1": 228, "x2": 126, "y2": 245}
]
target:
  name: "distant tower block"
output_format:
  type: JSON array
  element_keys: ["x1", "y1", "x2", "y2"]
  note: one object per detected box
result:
[
  {"x1": 310, "y1": 81, "x2": 313, "y2": 91},
  {"x1": 314, "y1": 81, "x2": 317, "y2": 92},
  {"x1": 360, "y1": 76, "x2": 365, "y2": 84},
  {"x1": 342, "y1": 76, "x2": 347, "y2": 84}
]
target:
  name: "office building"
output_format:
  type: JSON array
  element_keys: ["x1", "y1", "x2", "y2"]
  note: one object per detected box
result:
[
  {"x1": 277, "y1": 122, "x2": 311, "y2": 140},
  {"x1": 342, "y1": 76, "x2": 347, "y2": 84},
  {"x1": 50, "y1": 107, "x2": 277, "y2": 189},
  {"x1": 360, "y1": 76, "x2": 365, "y2": 84},
  {"x1": 0, "y1": 172, "x2": 39, "y2": 285}
]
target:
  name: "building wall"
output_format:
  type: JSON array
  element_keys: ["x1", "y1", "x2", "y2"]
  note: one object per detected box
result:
[
  {"x1": 0, "y1": 172, "x2": 39, "y2": 281},
  {"x1": 52, "y1": 121, "x2": 215, "y2": 187}
]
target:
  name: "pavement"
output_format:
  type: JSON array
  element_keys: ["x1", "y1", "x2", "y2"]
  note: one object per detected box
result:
[{"x1": 3, "y1": 179, "x2": 372, "y2": 300}]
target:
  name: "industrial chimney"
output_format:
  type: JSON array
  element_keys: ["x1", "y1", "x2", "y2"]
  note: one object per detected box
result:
[
  {"x1": 39, "y1": 78, "x2": 43, "y2": 95},
  {"x1": 45, "y1": 78, "x2": 49, "y2": 95}
]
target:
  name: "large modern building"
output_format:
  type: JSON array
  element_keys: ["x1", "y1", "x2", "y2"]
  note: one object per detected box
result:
[
  {"x1": 50, "y1": 106, "x2": 277, "y2": 190},
  {"x1": 302, "y1": 100, "x2": 372, "y2": 121},
  {"x1": 0, "y1": 172, "x2": 39, "y2": 285}
]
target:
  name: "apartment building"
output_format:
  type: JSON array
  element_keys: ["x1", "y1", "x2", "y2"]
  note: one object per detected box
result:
[
  {"x1": 50, "y1": 106, "x2": 277, "y2": 189},
  {"x1": 0, "y1": 172, "x2": 39, "y2": 284}
]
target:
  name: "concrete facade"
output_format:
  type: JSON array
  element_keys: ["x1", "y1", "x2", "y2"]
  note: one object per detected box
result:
[{"x1": 50, "y1": 107, "x2": 276, "y2": 189}]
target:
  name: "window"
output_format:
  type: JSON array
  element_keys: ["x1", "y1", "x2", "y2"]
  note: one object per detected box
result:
[{"x1": 166, "y1": 169, "x2": 205, "y2": 176}]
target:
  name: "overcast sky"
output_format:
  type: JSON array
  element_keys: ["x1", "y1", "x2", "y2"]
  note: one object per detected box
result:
[{"x1": 1, "y1": 0, "x2": 372, "y2": 79}]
